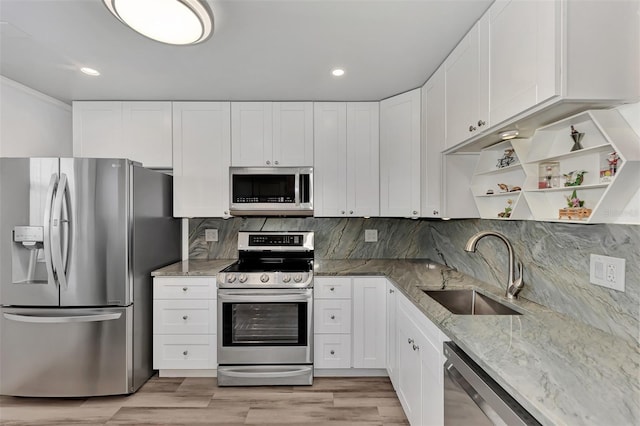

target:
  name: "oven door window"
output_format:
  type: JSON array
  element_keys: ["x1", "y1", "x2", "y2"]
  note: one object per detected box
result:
[{"x1": 222, "y1": 302, "x2": 308, "y2": 346}]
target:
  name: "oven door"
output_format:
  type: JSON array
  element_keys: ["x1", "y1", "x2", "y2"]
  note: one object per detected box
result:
[{"x1": 217, "y1": 288, "x2": 313, "y2": 365}]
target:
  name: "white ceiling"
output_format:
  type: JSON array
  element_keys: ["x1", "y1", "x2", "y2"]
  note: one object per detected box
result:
[{"x1": 0, "y1": 0, "x2": 493, "y2": 104}]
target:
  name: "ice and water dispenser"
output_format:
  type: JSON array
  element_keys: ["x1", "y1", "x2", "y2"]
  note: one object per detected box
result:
[{"x1": 12, "y1": 226, "x2": 47, "y2": 284}]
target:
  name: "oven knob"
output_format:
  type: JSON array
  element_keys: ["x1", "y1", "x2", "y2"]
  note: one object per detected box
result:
[
  {"x1": 282, "y1": 274, "x2": 291, "y2": 283},
  {"x1": 227, "y1": 274, "x2": 237, "y2": 283},
  {"x1": 294, "y1": 274, "x2": 303, "y2": 283},
  {"x1": 260, "y1": 273, "x2": 270, "y2": 283},
  {"x1": 239, "y1": 274, "x2": 248, "y2": 283}
]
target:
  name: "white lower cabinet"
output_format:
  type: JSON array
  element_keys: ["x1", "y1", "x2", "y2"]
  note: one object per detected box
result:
[
  {"x1": 393, "y1": 284, "x2": 448, "y2": 426},
  {"x1": 153, "y1": 277, "x2": 217, "y2": 376},
  {"x1": 314, "y1": 277, "x2": 387, "y2": 371}
]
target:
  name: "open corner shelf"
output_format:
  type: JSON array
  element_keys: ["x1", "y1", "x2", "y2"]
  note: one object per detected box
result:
[{"x1": 470, "y1": 109, "x2": 639, "y2": 224}]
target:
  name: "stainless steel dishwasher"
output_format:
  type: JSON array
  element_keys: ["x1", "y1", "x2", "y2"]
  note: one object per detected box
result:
[{"x1": 443, "y1": 342, "x2": 541, "y2": 426}]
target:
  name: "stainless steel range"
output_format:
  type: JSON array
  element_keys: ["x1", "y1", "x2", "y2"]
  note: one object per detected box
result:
[{"x1": 217, "y1": 231, "x2": 314, "y2": 386}]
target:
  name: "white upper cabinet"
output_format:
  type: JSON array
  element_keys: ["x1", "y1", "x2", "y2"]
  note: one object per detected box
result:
[
  {"x1": 172, "y1": 102, "x2": 231, "y2": 218},
  {"x1": 380, "y1": 89, "x2": 421, "y2": 218},
  {"x1": 273, "y1": 102, "x2": 314, "y2": 166},
  {"x1": 422, "y1": 65, "x2": 446, "y2": 218},
  {"x1": 231, "y1": 102, "x2": 313, "y2": 167},
  {"x1": 314, "y1": 103, "x2": 348, "y2": 217},
  {"x1": 73, "y1": 101, "x2": 172, "y2": 169},
  {"x1": 444, "y1": 15, "x2": 489, "y2": 150},
  {"x1": 314, "y1": 102, "x2": 379, "y2": 217},
  {"x1": 489, "y1": 0, "x2": 558, "y2": 127}
]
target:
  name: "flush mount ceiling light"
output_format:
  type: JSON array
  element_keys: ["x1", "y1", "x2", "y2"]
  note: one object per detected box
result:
[
  {"x1": 499, "y1": 129, "x2": 520, "y2": 140},
  {"x1": 103, "y1": 0, "x2": 213, "y2": 45},
  {"x1": 331, "y1": 68, "x2": 345, "y2": 77},
  {"x1": 80, "y1": 67, "x2": 101, "y2": 76}
]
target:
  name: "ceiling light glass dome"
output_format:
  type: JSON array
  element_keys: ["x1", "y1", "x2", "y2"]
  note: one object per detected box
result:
[{"x1": 103, "y1": 0, "x2": 213, "y2": 45}]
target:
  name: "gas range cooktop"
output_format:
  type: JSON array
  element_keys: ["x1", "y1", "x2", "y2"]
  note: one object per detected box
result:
[{"x1": 217, "y1": 231, "x2": 314, "y2": 289}]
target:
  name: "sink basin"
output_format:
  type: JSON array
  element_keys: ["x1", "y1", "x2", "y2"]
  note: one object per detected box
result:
[{"x1": 423, "y1": 289, "x2": 521, "y2": 315}]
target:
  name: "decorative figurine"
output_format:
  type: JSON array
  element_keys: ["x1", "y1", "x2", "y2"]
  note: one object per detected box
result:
[
  {"x1": 497, "y1": 183, "x2": 521, "y2": 193},
  {"x1": 559, "y1": 189, "x2": 592, "y2": 220},
  {"x1": 498, "y1": 199, "x2": 513, "y2": 218},
  {"x1": 608, "y1": 152, "x2": 619, "y2": 175},
  {"x1": 496, "y1": 148, "x2": 517, "y2": 169},
  {"x1": 563, "y1": 170, "x2": 587, "y2": 187},
  {"x1": 570, "y1": 125, "x2": 584, "y2": 152}
]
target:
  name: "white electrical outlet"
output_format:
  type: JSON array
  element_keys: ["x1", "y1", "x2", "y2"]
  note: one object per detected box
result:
[
  {"x1": 590, "y1": 254, "x2": 625, "y2": 292},
  {"x1": 205, "y1": 229, "x2": 219, "y2": 242},
  {"x1": 364, "y1": 229, "x2": 378, "y2": 243}
]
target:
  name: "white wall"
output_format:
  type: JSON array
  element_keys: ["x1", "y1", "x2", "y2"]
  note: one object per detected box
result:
[
  {"x1": 617, "y1": 102, "x2": 640, "y2": 138},
  {"x1": 0, "y1": 77, "x2": 72, "y2": 157}
]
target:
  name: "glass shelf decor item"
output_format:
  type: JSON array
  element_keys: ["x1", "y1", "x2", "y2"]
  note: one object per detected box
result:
[{"x1": 538, "y1": 162, "x2": 560, "y2": 189}]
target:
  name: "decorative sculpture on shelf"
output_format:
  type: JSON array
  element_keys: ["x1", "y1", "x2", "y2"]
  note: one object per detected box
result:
[
  {"x1": 498, "y1": 199, "x2": 513, "y2": 218},
  {"x1": 559, "y1": 189, "x2": 592, "y2": 220},
  {"x1": 497, "y1": 183, "x2": 521, "y2": 193},
  {"x1": 570, "y1": 125, "x2": 584, "y2": 152},
  {"x1": 563, "y1": 170, "x2": 587, "y2": 187},
  {"x1": 496, "y1": 148, "x2": 517, "y2": 169}
]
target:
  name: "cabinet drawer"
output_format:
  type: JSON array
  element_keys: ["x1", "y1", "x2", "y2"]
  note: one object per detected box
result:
[
  {"x1": 153, "y1": 334, "x2": 217, "y2": 370},
  {"x1": 314, "y1": 334, "x2": 352, "y2": 369},
  {"x1": 153, "y1": 277, "x2": 216, "y2": 300},
  {"x1": 153, "y1": 300, "x2": 216, "y2": 335},
  {"x1": 314, "y1": 299, "x2": 351, "y2": 334},
  {"x1": 314, "y1": 277, "x2": 352, "y2": 299}
]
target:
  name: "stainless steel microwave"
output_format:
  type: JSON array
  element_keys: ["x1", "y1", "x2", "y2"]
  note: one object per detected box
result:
[{"x1": 229, "y1": 167, "x2": 313, "y2": 216}]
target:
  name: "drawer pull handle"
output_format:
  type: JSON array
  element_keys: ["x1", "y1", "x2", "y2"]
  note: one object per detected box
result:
[
  {"x1": 413, "y1": 344, "x2": 420, "y2": 351},
  {"x1": 182, "y1": 287, "x2": 188, "y2": 292},
  {"x1": 330, "y1": 315, "x2": 335, "y2": 320},
  {"x1": 183, "y1": 350, "x2": 188, "y2": 356},
  {"x1": 389, "y1": 289, "x2": 395, "y2": 294},
  {"x1": 330, "y1": 350, "x2": 335, "y2": 355},
  {"x1": 330, "y1": 287, "x2": 335, "y2": 291},
  {"x1": 408, "y1": 338, "x2": 414, "y2": 344},
  {"x1": 182, "y1": 315, "x2": 188, "y2": 320}
]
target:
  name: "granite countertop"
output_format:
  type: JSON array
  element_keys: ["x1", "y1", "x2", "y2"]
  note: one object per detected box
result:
[{"x1": 151, "y1": 258, "x2": 639, "y2": 426}]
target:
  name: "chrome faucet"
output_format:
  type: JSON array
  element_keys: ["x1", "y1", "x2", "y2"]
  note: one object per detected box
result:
[{"x1": 464, "y1": 231, "x2": 524, "y2": 299}]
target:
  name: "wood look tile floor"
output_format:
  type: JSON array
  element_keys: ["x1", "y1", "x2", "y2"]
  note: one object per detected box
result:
[{"x1": 0, "y1": 375, "x2": 409, "y2": 425}]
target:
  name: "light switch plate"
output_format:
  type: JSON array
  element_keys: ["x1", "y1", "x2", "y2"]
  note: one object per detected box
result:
[
  {"x1": 205, "y1": 229, "x2": 219, "y2": 242},
  {"x1": 364, "y1": 229, "x2": 378, "y2": 243},
  {"x1": 590, "y1": 254, "x2": 625, "y2": 292}
]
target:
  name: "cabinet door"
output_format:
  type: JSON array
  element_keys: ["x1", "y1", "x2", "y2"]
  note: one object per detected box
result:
[
  {"x1": 352, "y1": 277, "x2": 386, "y2": 369},
  {"x1": 313, "y1": 103, "x2": 348, "y2": 217},
  {"x1": 172, "y1": 102, "x2": 231, "y2": 217},
  {"x1": 489, "y1": 0, "x2": 558, "y2": 127},
  {"x1": 444, "y1": 17, "x2": 489, "y2": 149},
  {"x1": 380, "y1": 89, "x2": 422, "y2": 217},
  {"x1": 422, "y1": 66, "x2": 446, "y2": 218},
  {"x1": 386, "y1": 281, "x2": 398, "y2": 387},
  {"x1": 273, "y1": 102, "x2": 313, "y2": 166},
  {"x1": 442, "y1": 153, "x2": 479, "y2": 219},
  {"x1": 231, "y1": 102, "x2": 272, "y2": 166},
  {"x1": 347, "y1": 102, "x2": 380, "y2": 217},
  {"x1": 122, "y1": 102, "x2": 173, "y2": 168},
  {"x1": 396, "y1": 302, "x2": 423, "y2": 426},
  {"x1": 72, "y1": 101, "x2": 123, "y2": 159}
]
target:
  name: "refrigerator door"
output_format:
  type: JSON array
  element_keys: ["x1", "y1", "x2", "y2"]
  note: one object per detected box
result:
[
  {"x1": 0, "y1": 306, "x2": 132, "y2": 397},
  {"x1": 59, "y1": 158, "x2": 131, "y2": 307},
  {"x1": 0, "y1": 158, "x2": 61, "y2": 306}
]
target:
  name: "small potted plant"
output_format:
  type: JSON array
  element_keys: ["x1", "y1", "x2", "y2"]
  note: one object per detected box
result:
[{"x1": 559, "y1": 189, "x2": 591, "y2": 220}]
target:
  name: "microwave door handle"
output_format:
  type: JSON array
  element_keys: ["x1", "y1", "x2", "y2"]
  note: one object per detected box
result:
[
  {"x1": 43, "y1": 173, "x2": 58, "y2": 286},
  {"x1": 294, "y1": 172, "x2": 300, "y2": 206}
]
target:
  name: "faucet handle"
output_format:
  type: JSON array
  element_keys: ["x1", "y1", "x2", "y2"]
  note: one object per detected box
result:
[{"x1": 508, "y1": 262, "x2": 524, "y2": 299}]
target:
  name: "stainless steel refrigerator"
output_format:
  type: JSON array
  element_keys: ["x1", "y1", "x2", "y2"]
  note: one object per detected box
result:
[{"x1": 0, "y1": 158, "x2": 180, "y2": 397}]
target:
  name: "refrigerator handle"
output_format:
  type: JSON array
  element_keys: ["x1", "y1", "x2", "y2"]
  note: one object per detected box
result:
[
  {"x1": 3, "y1": 312, "x2": 122, "y2": 323},
  {"x1": 51, "y1": 173, "x2": 69, "y2": 290},
  {"x1": 43, "y1": 173, "x2": 58, "y2": 286}
]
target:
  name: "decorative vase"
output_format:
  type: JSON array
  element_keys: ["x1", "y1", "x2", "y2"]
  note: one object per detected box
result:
[{"x1": 570, "y1": 132, "x2": 584, "y2": 152}]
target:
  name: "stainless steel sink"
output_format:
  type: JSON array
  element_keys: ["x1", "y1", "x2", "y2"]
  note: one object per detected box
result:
[{"x1": 423, "y1": 289, "x2": 521, "y2": 315}]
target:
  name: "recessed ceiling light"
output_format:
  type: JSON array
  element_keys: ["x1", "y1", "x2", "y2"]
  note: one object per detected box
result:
[
  {"x1": 80, "y1": 67, "x2": 101, "y2": 76},
  {"x1": 331, "y1": 68, "x2": 345, "y2": 77},
  {"x1": 103, "y1": 0, "x2": 213, "y2": 45}
]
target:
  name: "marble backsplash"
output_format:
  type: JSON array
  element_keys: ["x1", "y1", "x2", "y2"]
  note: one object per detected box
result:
[{"x1": 189, "y1": 217, "x2": 639, "y2": 343}]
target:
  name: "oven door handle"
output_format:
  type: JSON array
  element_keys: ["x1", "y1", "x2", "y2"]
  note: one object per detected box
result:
[{"x1": 218, "y1": 292, "x2": 311, "y2": 303}]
